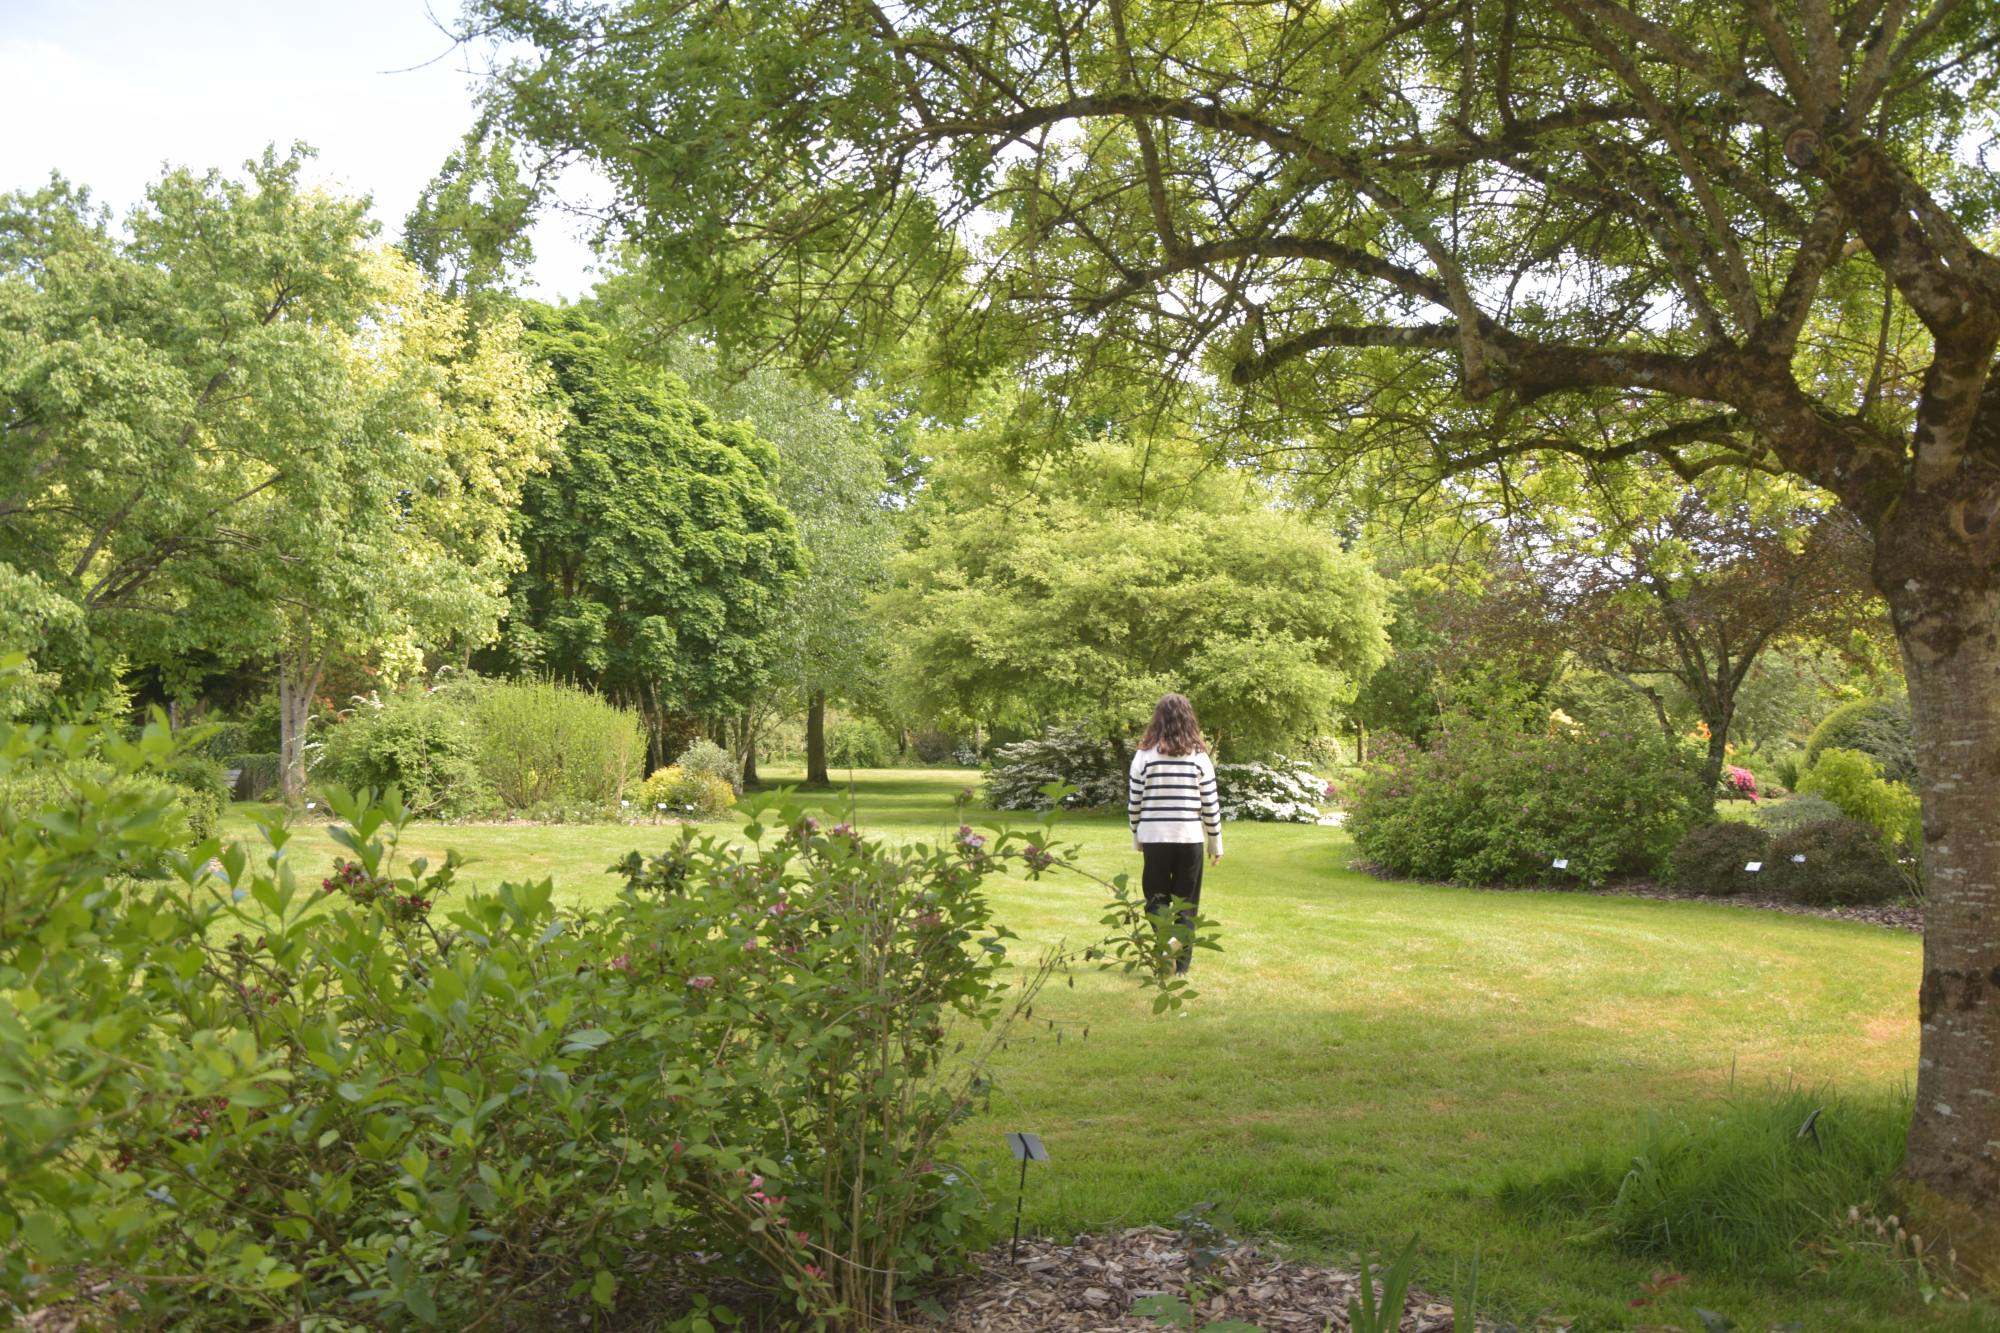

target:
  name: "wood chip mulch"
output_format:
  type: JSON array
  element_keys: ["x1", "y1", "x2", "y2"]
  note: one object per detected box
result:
[
  {"x1": 1576, "y1": 882, "x2": 1923, "y2": 933},
  {"x1": 1350, "y1": 862, "x2": 1922, "y2": 933},
  {"x1": 921, "y1": 1227, "x2": 1460, "y2": 1331}
]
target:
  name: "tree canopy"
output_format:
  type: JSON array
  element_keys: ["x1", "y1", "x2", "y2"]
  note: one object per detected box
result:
[
  {"x1": 883, "y1": 433, "x2": 1389, "y2": 756},
  {"x1": 497, "y1": 306, "x2": 805, "y2": 763}
]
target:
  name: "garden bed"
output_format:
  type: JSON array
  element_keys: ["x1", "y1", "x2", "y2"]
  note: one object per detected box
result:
[
  {"x1": 1351, "y1": 863, "x2": 1922, "y2": 933},
  {"x1": 927, "y1": 1226, "x2": 1459, "y2": 1331}
]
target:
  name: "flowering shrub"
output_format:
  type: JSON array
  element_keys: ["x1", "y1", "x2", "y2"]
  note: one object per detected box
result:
[
  {"x1": 635, "y1": 762, "x2": 738, "y2": 819},
  {"x1": 1721, "y1": 764, "x2": 1759, "y2": 803},
  {"x1": 984, "y1": 725, "x2": 1125, "y2": 810},
  {"x1": 1214, "y1": 758, "x2": 1325, "y2": 823},
  {"x1": 0, "y1": 694, "x2": 1205, "y2": 1329},
  {"x1": 1346, "y1": 708, "x2": 1705, "y2": 887}
]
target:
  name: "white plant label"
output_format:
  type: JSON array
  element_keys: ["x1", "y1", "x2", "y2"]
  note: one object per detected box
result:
[
  {"x1": 1745, "y1": 861, "x2": 1763, "y2": 873},
  {"x1": 1552, "y1": 858, "x2": 1569, "y2": 870},
  {"x1": 1791, "y1": 854, "x2": 1807, "y2": 864}
]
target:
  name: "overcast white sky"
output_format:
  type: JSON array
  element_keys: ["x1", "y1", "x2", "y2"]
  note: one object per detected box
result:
[{"x1": 0, "y1": 0, "x2": 599, "y2": 299}]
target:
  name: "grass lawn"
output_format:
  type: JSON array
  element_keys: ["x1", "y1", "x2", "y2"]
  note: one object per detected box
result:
[{"x1": 223, "y1": 768, "x2": 1986, "y2": 1331}]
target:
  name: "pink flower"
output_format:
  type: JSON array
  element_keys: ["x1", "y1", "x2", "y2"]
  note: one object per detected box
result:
[
  {"x1": 688, "y1": 975, "x2": 716, "y2": 990},
  {"x1": 805, "y1": 1264, "x2": 825, "y2": 1280},
  {"x1": 742, "y1": 936, "x2": 760, "y2": 952},
  {"x1": 607, "y1": 952, "x2": 632, "y2": 973},
  {"x1": 767, "y1": 899, "x2": 791, "y2": 917}
]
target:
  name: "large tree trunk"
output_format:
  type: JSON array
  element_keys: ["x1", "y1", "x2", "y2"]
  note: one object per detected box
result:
[
  {"x1": 739, "y1": 713, "x2": 760, "y2": 789},
  {"x1": 1883, "y1": 535, "x2": 2000, "y2": 1279},
  {"x1": 805, "y1": 689, "x2": 830, "y2": 787},
  {"x1": 276, "y1": 641, "x2": 329, "y2": 807}
]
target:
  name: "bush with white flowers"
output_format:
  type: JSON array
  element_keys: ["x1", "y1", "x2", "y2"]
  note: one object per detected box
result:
[
  {"x1": 1216, "y1": 757, "x2": 1327, "y2": 823},
  {"x1": 984, "y1": 726, "x2": 1125, "y2": 810}
]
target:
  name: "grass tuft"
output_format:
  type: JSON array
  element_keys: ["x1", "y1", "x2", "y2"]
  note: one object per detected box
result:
[{"x1": 1498, "y1": 1085, "x2": 1911, "y2": 1274}]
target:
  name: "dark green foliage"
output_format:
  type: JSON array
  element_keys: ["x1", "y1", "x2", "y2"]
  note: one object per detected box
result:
[
  {"x1": 984, "y1": 726, "x2": 1126, "y2": 811},
  {"x1": 1499, "y1": 1088, "x2": 1911, "y2": 1276},
  {"x1": 221, "y1": 752, "x2": 281, "y2": 801},
  {"x1": 1346, "y1": 708, "x2": 1705, "y2": 887},
  {"x1": 1768, "y1": 819, "x2": 1909, "y2": 906},
  {"x1": 1804, "y1": 698, "x2": 1915, "y2": 785},
  {"x1": 1666, "y1": 822, "x2": 1773, "y2": 896},
  {"x1": 497, "y1": 308, "x2": 804, "y2": 760},
  {"x1": 318, "y1": 687, "x2": 495, "y2": 818}
]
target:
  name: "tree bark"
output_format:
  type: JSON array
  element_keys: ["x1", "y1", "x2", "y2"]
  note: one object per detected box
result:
[
  {"x1": 276, "y1": 641, "x2": 329, "y2": 807},
  {"x1": 739, "y1": 713, "x2": 760, "y2": 789},
  {"x1": 1882, "y1": 529, "x2": 2000, "y2": 1279},
  {"x1": 805, "y1": 689, "x2": 830, "y2": 787}
]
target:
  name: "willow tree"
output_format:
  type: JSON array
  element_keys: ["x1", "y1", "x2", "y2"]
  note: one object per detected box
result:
[{"x1": 468, "y1": 0, "x2": 2000, "y2": 1262}]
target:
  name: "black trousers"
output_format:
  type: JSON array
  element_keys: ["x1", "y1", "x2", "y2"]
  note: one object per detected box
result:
[{"x1": 1140, "y1": 842, "x2": 1204, "y2": 974}]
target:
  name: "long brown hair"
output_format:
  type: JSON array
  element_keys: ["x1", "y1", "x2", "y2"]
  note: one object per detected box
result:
[{"x1": 1140, "y1": 693, "x2": 1206, "y2": 756}]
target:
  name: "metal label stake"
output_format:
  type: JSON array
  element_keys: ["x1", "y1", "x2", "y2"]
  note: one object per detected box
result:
[{"x1": 1004, "y1": 1131, "x2": 1050, "y2": 1262}]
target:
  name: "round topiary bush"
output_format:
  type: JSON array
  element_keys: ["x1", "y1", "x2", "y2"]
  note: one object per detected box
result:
[
  {"x1": 1768, "y1": 818, "x2": 1907, "y2": 906},
  {"x1": 1665, "y1": 821, "x2": 1773, "y2": 896},
  {"x1": 1804, "y1": 697, "x2": 1915, "y2": 784}
]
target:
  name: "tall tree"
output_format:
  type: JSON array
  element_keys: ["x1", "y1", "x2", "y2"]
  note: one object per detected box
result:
[
  {"x1": 0, "y1": 150, "x2": 380, "y2": 676},
  {"x1": 882, "y1": 435, "x2": 1391, "y2": 756},
  {"x1": 468, "y1": 0, "x2": 2000, "y2": 1256},
  {"x1": 497, "y1": 307, "x2": 804, "y2": 766},
  {"x1": 633, "y1": 328, "x2": 900, "y2": 787},
  {"x1": 0, "y1": 151, "x2": 563, "y2": 796},
  {"x1": 1503, "y1": 479, "x2": 1880, "y2": 803}
]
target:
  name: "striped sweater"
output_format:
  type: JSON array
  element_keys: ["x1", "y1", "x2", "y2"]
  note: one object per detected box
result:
[{"x1": 1127, "y1": 747, "x2": 1224, "y2": 855}]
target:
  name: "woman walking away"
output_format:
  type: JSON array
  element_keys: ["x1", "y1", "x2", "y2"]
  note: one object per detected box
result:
[{"x1": 1127, "y1": 693, "x2": 1223, "y2": 975}]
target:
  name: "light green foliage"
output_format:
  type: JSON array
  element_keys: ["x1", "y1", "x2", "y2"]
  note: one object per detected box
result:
[
  {"x1": 498, "y1": 308, "x2": 804, "y2": 757},
  {"x1": 1805, "y1": 698, "x2": 1917, "y2": 785},
  {"x1": 240, "y1": 767, "x2": 1933, "y2": 1328},
  {"x1": 0, "y1": 703, "x2": 1199, "y2": 1327},
  {"x1": 466, "y1": 677, "x2": 648, "y2": 808},
  {"x1": 0, "y1": 153, "x2": 381, "y2": 675},
  {"x1": 0, "y1": 564, "x2": 98, "y2": 718},
  {"x1": 675, "y1": 737, "x2": 742, "y2": 792},
  {"x1": 884, "y1": 439, "x2": 1389, "y2": 757},
  {"x1": 1798, "y1": 749, "x2": 1924, "y2": 854},
  {"x1": 318, "y1": 686, "x2": 495, "y2": 818},
  {"x1": 633, "y1": 764, "x2": 737, "y2": 820},
  {"x1": 1347, "y1": 699, "x2": 1706, "y2": 887},
  {"x1": 825, "y1": 717, "x2": 896, "y2": 769},
  {"x1": 0, "y1": 150, "x2": 562, "y2": 794}
]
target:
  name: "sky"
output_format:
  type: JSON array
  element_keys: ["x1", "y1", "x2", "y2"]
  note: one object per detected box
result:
[{"x1": 0, "y1": 0, "x2": 599, "y2": 299}]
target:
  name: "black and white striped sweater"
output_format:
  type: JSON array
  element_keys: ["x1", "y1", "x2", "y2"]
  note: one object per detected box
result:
[{"x1": 1127, "y1": 747, "x2": 1223, "y2": 855}]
